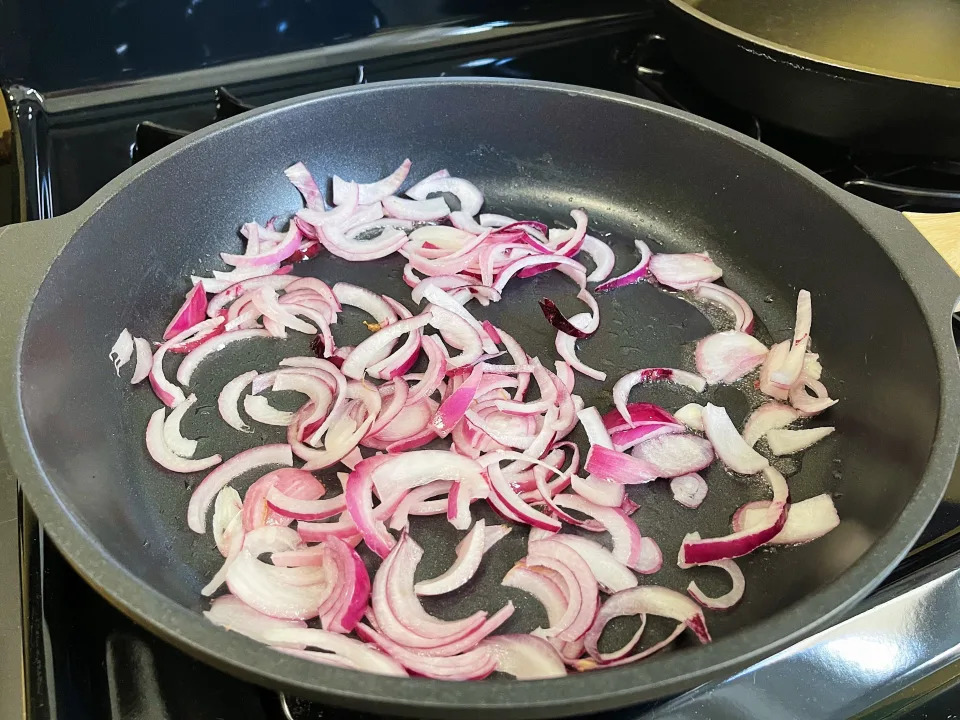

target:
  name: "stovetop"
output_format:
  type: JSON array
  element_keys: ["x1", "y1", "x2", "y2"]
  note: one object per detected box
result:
[{"x1": 4, "y1": 3, "x2": 960, "y2": 719}]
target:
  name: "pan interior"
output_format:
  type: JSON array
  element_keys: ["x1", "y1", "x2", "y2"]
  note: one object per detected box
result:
[
  {"x1": 15, "y1": 82, "x2": 941, "y2": 702},
  {"x1": 681, "y1": 0, "x2": 960, "y2": 86}
]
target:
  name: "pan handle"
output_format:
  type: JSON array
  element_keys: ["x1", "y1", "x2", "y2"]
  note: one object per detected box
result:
[{"x1": 903, "y1": 212, "x2": 960, "y2": 277}]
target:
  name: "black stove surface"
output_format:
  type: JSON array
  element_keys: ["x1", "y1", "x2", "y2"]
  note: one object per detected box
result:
[{"x1": 4, "y1": 5, "x2": 960, "y2": 720}]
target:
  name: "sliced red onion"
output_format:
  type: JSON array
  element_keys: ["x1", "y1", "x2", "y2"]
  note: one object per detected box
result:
[
  {"x1": 766, "y1": 426, "x2": 835, "y2": 455},
  {"x1": 334, "y1": 159, "x2": 411, "y2": 205},
  {"x1": 406, "y1": 338, "x2": 447, "y2": 406},
  {"x1": 217, "y1": 370, "x2": 258, "y2": 432},
  {"x1": 265, "y1": 486, "x2": 345, "y2": 522},
  {"x1": 383, "y1": 195, "x2": 450, "y2": 221},
  {"x1": 320, "y1": 223, "x2": 409, "y2": 262},
  {"x1": 332, "y1": 281, "x2": 397, "y2": 324},
  {"x1": 163, "y1": 393, "x2": 200, "y2": 458},
  {"x1": 743, "y1": 402, "x2": 800, "y2": 447},
  {"x1": 222, "y1": 224, "x2": 303, "y2": 268},
  {"x1": 630, "y1": 433, "x2": 714, "y2": 478},
  {"x1": 372, "y1": 532, "x2": 497, "y2": 649},
  {"x1": 176, "y1": 329, "x2": 272, "y2": 385},
  {"x1": 388, "y1": 480, "x2": 451, "y2": 530},
  {"x1": 613, "y1": 368, "x2": 706, "y2": 426},
  {"x1": 735, "y1": 493, "x2": 839, "y2": 545},
  {"x1": 187, "y1": 444, "x2": 293, "y2": 533},
  {"x1": 551, "y1": 494, "x2": 644, "y2": 571},
  {"x1": 150, "y1": 319, "x2": 226, "y2": 406},
  {"x1": 694, "y1": 282, "x2": 754, "y2": 334},
  {"x1": 477, "y1": 523, "x2": 511, "y2": 553},
  {"x1": 594, "y1": 240, "x2": 652, "y2": 293},
  {"x1": 584, "y1": 585, "x2": 710, "y2": 664},
  {"x1": 433, "y1": 364, "x2": 485, "y2": 437},
  {"x1": 355, "y1": 623, "x2": 497, "y2": 680},
  {"x1": 145, "y1": 407, "x2": 221, "y2": 473},
  {"x1": 406, "y1": 175, "x2": 484, "y2": 216},
  {"x1": 447, "y1": 473, "x2": 490, "y2": 531},
  {"x1": 678, "y1": 534, "x2": 745, "y2": 610},
  {"x1": 428, "y1": 306, "x2": 483, "y2": 369},
  {"x1": 790, "y1": 375, "x2": 838, "y2": 416},
  {"x1": 340, "y1": 314, "x2": 431, "y2": 380},
  {"x1": 421, "y1": 285, "x2": 498, "y2": 353},
  {"x1": 603, "y1": 402, "x2": 679, "y2": 431},
  {"x1": 695, "y1": 331, "x2": 769, "y2": 384},
  {"x1": 243, "y1": 468, "x2": 324, "y2": 531},
  {"x1": 130, "y1": 337, "x2": 153, "y2": 384},
  {"x1": 485, "y1": 462, "x2": 562, "y2": 532},
  {"x1": 493, "y1": 254, "x2": 587, "y2": 294},
  {"x1": 297, "y1": 180, "x2": 358, "y2": 230},
  {"x1": 670, "y1": 473, "x2": 708, "y2": 508},
  {"x1": 204, "y1": 594, "x2": 306, "y2": 643},
  {"x1": 549, "y1": 535, "x2": 638, "y2": 594},
  {"x1": 584, "y1": 445, "x2": 658, "y2": 484},
  {"x1": 502, "y1": 564, "x2": 567, "y2": 631},
  {"x1": 610, "y1": 422, "x2": 685, "y2": 453},
  {"x1": 674, "y1": 403, "x2": 705, "y2": 432},
  {"x1": 225, "y1": 550, "x2": 329, "y2": 620},
  {"x1": 571, "y1": 474, "x2": 625, "y2": 507},
  {"x1": 263, "y1": 627, "x2": 408, "y2": 677},
  {"x1": 415, "y1": 519, "x2": 487, "y2": 596},
  {"x1": 479, "y1": 212, "x2": 515, "y2": 227},
  {"x1": 109, "y1": 328, "x2": 134, "y2": 375},
  {"x1": 648, "y1": 252, "x2": 722, "y2": 290},
  {"x1": 555, "y1": 312, "x2": 606, "y2": 381},
  {"x1": 243, "y1": 395, "x2": 294, "y2": 426},
  {"x1": 319, "y1": 535, "x2": 371, "y2": 633},
  {"x1": 540, "y1": 298, "x2": 592, "y2": 338},
  {"x1": 192, "y1": 264, "x2": 286, "y2": 294},
  {"x1": 701, "y1": 403, "x2": 769, "y2": 475},
  {"x1": 770, "y1": 290, "x2": 812, "y2": 389},
  {"x1": 284, "y1": 161, "x2": 325, "y2": 209},
  {"x1": 206, "y1": 275, "x2": 295, "y2": 318},
  {"x1": 580, "y1": 235, "x2": 615, "y2": 283},
  {"x1": 681, "y1": 466, "x2": 788, "y2": 564},
  {"x1": 526, "y1": 539, "x2": 599, "y2": 642},
  {"x1": 163, "y1": 283, "x2": 209, "y2": 341},
  {"x1": 480, "y1": 635, "x2": 567, "y2": 679},
  {"x1": 212, "y1": 486, "x2": 243, "y2": 556}
]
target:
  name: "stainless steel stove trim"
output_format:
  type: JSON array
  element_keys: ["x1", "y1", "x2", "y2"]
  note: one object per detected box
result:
[
  {"x1": 646, "y1": 546, "x2": 960, "y2": 720},
  {"x1": 38, "y1": 12, "x2": 643, "y2": 115}
]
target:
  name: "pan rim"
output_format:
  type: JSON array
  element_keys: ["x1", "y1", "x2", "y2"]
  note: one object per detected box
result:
[
  {"x1": 3, "y1": 76, "x2": 959, "y2": 717},
  {"x1": 665, "y1": 0, "x2": 960, "y2": 90}
]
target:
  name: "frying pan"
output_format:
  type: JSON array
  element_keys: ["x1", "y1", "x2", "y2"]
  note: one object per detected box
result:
[
  {"x1": 661, "y1": 0, "x2": 960, "y2": 158},
  {"x1": 0, "y1": 78, "x2": 959, "y2": 719}
]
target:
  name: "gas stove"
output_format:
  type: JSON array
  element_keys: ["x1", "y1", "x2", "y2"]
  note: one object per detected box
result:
[{"x1": 3, "y1": 3, "x2": 960, "y2": 719}]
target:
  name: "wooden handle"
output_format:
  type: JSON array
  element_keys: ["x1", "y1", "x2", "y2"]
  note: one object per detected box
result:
[{"x1": 903, "y1": 211, "x2": 960, "y2": 276}]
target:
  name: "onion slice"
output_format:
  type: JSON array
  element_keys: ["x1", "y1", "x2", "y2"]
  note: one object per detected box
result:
[
  {"x1": 678, "y1": 533, "x2": 745, "y2": 610},
  {"x1": 735, "y1": 493, "x2": 840, "y2": 545},
  {"x1": 480, "y1": 635, "x2": 566, "y2": 679},
  {"x1": 766, "y1": 427, "x2": 835, "y2": 455},
  {"x1": 701, "y1": 403, "x2": 769, "y2": 475},
  {"x1": 743, "y1": 402, "x2": 800, "y2": 447},
  {"x1": 188, "y1": 444, "x2": 293, "y2": 533},
  {"x1": 613, "y1": 369, "x2": 706, "y2": 426},
  {"x1": 694, "y1": 282, "x2": 754, "y2": 334},
  {"x1": 670, "y1": 473, "x2": 708, "y2": 508},
  {"x1": 680, "y1": 466, "x2": 788, "y2": 564},
  {"x1": 594, "y1": 240, "x2": 652, "y2": 293},
  {"x1": 695, "y1": 331, "x2": 768, "y2": 384},
  {"x1": 145, "y1": 408, "x2": 221, "y2": 473},
  {"x1": 109, "y1": 329, "x2": 134, "y2": 374},
  {"x1": 415, "y1": 519, "x2": 487, "y2": 596}
]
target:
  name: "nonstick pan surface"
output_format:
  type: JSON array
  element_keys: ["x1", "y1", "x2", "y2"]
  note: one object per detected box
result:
[{"x1": 0, "y1": 79, "x2": 958, "y2": 718}]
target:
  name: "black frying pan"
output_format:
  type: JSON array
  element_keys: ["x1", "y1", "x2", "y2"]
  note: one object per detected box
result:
[
  {"x1": 661, "y1": 0, "x2": 960, "y2": 158},
  {"x1": 0, "y1": 79, "x2": 958, "y2": 719}
]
